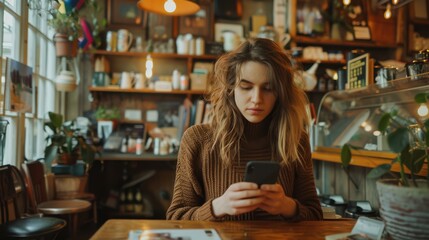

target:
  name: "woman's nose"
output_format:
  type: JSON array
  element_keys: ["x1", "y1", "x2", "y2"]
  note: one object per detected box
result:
[{"x1": 251, "y1": 88, "x2": 263, "y2": 103}]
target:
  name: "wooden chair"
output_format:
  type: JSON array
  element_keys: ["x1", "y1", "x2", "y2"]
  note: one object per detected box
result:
[
  {"x1": 53, "y1": 174, "x2": 98, "y2": 224},
  {"x1": 0, "y1": 164, "x2": 66, "y2": 239},
  {"x1": 21, "y1": 160, "x2": 92, "y2": 238}
]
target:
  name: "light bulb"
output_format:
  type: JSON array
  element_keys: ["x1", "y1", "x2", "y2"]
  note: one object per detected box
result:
[
  {"x1": 417, "y1": 104, "x2": 429, "y2": 116},
  {"x1": 384, "y1": 4, "x2": 392, "y2": 19},
  {"x1": 364, "y1": 125, "x2": 372, "y2": 132},
  {"x1": 164, "y1": 0, "x2": 176, "y2": 13},
  {"x1": 373, "y1": 130, "x2": 381, "y2": 136},
  {"x1": 392, "y1": 0, "x2": 399, "y2": 5},
  {"x1": 343, "y1": 0, "x2": 351, "y2": 6},
  {"x1": 145, "y1": 55, "x2": 153, "y2": 69}
]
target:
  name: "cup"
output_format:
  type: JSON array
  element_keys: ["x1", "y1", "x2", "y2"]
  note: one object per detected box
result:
[
  {"x1": 134, "y1": 73, "x2": 145, "y2": 89},
  {"x1": 120, "y1": 72, "x2": 134, "y2": 89},
  {"x1": 117, "y1": 29, "x2": 134, "y2": 52},
  {"x1": 222, "y1": 31, "x2": 240, "y2": 52},
  {"x1": 106, "y1": 31, "x2": 117, "y2": 51}
]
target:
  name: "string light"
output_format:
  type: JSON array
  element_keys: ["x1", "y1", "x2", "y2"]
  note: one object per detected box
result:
[
  {"x1": 145, "y1": 55, "x2": 153, "y2": 79},
  {"x1": 384, "y1": 3, "x2": 392, "y2": 19},
  {"x1": 417, "y1": 104, "x2": 429, "y2": 116},
  {"x1": 164, "y1": 0, "x2": 176, "y2": 13},
  {"x1": 392, "y1": 0, "x2": 399, "y2": 5},
  {"x1": 343, "y1": 0, "x2": 351, "y2": 6}
]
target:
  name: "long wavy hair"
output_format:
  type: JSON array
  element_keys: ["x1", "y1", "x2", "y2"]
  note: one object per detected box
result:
[{"x1": 209, "y1": 38, "x2": 309, "y2": 166}]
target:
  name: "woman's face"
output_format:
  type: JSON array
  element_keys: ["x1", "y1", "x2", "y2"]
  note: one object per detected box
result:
[{"x1": 234, "y1": 61, "x2": 277, "y2": 123}]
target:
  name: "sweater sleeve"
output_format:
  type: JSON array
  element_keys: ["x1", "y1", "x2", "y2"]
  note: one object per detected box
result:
[
  {"x1": 286, "y1": 134, "x2": 323, "y2": 221},
  {"x1": 166, "y1": 126, "x2": 218, "y2": 220}
]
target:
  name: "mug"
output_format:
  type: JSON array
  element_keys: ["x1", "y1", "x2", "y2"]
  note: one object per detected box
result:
[
  {"x1": 222, "y1": 31, "x2": 240, "y2": 52},
  {"x1": 117, "y1": 29, "x2": 134, "y2": 52},
  {"x1": 106, "y1": 31, "x2": 117, "y2": 51},
  {"x1": 134, "y1": 73, "x2": 145, "y2": 89},
  {"x1": 120, "y1": 72, "x2": 134, "y2": 89}
]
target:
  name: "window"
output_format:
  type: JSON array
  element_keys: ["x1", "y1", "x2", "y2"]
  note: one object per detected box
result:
[{"x1": 1, "y1": 1, "x2": 59, "y2": 166}]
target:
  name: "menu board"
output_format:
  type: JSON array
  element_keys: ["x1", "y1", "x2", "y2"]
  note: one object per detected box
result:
[{"x1": 347, "y1": 53, "x2": 373, "y2": 89}]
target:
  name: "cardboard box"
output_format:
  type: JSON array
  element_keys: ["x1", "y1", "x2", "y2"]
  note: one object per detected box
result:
[{"x1": 190, "y1": 73, "x2": 208, "y2": 90}]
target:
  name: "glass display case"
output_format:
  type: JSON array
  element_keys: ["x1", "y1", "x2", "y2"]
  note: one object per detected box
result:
[{"x1": 314, "y1": 74, "x2": 429, "y2": 160}]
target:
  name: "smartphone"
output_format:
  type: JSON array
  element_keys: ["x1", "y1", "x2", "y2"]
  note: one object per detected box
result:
[{"x1": 244, "y1": 161, "x2": 280, "y2": 187}]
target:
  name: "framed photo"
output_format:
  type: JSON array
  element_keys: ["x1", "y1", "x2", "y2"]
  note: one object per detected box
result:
[
  {"x1": 107, "y1": 0, "x2": 144, "y2": 27},
  {"x1": 97, "y1": 120, "x2": 114, "y2": 139},
  {"x1": 4, "y1": 58, "x2": 34, "y2": 113},
  {"x1": 148, "y1": 13, "x2": 173, "y2": 40},
  {"x1": 214, "y1": 23, "x2": 244, "y2": 42},
  {"x1": 178, "y1": 3, "x2": 213, "y2": 41}
]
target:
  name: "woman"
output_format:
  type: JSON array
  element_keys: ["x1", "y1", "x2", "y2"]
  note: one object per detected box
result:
[{"x1": 166, "y1": 38, "x2": 322, "y2": 221}]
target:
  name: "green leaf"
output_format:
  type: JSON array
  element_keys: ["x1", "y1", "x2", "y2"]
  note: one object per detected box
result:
[
  {"x1": 44, "y1": 144, "x2": 59, "y2": 166},
  {"x1": 387, "y1": 127, "x2": 409, "y2": 153},
  {"x1": 378, "y1": 113, "x2": 391, "y2": 132},
  {"x1": 405, "y1": 148, "x2": 425, "y2": 174},
  {"x1": 341, "y1": 144, "x2": 352, "y2": 168},
  {"x1": 367, "y1": 164, "x2": 391, "y2": 179},
  {"x1": 415, "y1": 93, "x2": 428, "y2": 103},
  {"x1": 48, "y1": 112, "x2": 63, "y2": 129},
  {"x1": 400, "y1": 144, "x2": 412, "y2": 169}
]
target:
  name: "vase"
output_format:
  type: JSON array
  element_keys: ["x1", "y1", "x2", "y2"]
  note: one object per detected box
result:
[
  {"x1": 53, "y1": 33, "x2": 78, "y2": 57},
  {"x1": 57, "y1": 153, "x2": 78, "y2": 165},
  {"x1": 376, "y1": 179, "x2": 429, "y2": 240}
]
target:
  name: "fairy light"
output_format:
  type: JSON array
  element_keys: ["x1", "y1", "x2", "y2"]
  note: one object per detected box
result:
[{"x1": 417, "y1": 104, "x2": 429, "y2": 116}]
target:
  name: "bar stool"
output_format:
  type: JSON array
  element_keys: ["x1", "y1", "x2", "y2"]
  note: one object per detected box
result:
[
  {"x1": 0, "y1": 164, "x2": 66, "y2": 239},
  {"x1": 21, "y1": 161, "x2": 92, "y2": 238}
]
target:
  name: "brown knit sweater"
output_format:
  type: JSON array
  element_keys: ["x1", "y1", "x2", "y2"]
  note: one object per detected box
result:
[{"x1": 166, "y1": 118, "x2": 322, "y2": 221}]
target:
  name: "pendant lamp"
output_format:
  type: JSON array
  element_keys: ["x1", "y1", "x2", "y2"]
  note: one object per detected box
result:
[{"x1": 137, "y1": 0, "x2": 200, "y2": 16}]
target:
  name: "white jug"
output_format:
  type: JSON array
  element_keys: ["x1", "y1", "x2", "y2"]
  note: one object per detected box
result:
[
  {"x1": 120, "y1": 72, "x2": 134, "y2": 89},
  {"x1": 222, "y1": 31, "x2": 240, "y2": 52},
  {"x1": 117, "y1": 29, "x2": 134, "y2": 52}
]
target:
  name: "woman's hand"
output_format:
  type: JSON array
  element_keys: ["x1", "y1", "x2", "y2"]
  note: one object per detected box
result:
[
  {"x1": 212, "y1": 182, "x2": 264, "y2": 217},
  {"x1": 259, "y1": 184, "x2": 297, "y2": 217}
]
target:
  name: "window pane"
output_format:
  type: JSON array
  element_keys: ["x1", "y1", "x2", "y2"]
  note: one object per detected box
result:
[
  {"x1": 2, "y1": 11, "x2": 17, "y2": 59},
  {"x1": 27, "y1": 28, "x2": 36, "y2": 70},
  {"x1": 5, "y1": 0, "x2": 20, "y2": 14}
]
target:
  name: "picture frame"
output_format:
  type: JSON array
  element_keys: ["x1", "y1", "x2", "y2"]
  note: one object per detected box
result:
[
  {"x1": 4, "y1": 58, "x2": 34, "y2": 113},
  {"x1": 410, "y1": 0, "x2": 428, "y2": 20},
  {"x1": 97, "y1": 120, "x2": 114, "y2": 139},
  {"x1": 347, "y1": 53, "x2": 373, "y2": 89},
  {"x1": 214, "y1": 23, "x2": 244, "y2": 42},
  {"x1": 178, "y1": 2, "x2": 213, "y2": 41},
  {"x1": 107, "y1": 0, "x2": 144, "y2": 27}
]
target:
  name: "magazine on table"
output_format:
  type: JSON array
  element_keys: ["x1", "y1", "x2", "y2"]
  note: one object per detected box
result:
[{"x1": 128, "y1": 228, "x2": 221, "y2": 240}]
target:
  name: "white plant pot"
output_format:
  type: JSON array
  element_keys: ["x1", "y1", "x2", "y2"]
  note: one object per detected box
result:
[
  {"x1": 377, "y1": 179, "x2": 429, "y2": 240},
  {"x1": 56, "y1": 70, "x2": 77, "y2": 92}
]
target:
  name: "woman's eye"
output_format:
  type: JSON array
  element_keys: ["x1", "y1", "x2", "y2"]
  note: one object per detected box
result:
[{"x1": 239, "y1": 83, "x2": 252, "y2": 90}]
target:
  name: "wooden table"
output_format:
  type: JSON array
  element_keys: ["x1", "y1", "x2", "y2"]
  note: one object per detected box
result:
[{"x1": 90, "y1": 219, "x2": 355, "y2": 240}]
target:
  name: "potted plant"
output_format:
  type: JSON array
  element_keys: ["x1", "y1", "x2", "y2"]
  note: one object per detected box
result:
[
  {"x1": 27, "y1": 0, "x2": 106, "y2": 57},
  {"x1": 341, "y1": 93, "x2": 429, "y2": 240},
  {"x1": 44, "y1": 111, "x2": 99, "y2": 171}
]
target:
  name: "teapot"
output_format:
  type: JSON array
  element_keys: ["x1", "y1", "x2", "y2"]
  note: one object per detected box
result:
[{"x1": 299, "y1": 61, "x2": 319, "y2": 91}]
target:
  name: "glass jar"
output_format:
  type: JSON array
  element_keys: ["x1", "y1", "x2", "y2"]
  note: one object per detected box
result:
[
  {"x1": 406, "y1": 49, "x2": 429, "y2": 79},
  {"x1": 257, "y1": 26, "x2": 277, "y2": 42}
]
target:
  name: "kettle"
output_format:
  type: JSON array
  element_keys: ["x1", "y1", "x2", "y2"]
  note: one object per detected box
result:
[{"x1": 301, "y1": 61, "x2": 320, "y2": 91}]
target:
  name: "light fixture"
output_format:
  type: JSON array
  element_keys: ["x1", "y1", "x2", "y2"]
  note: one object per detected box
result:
[
  {"x1": 137, "y1": 0, "x2": 200, "y2": 16},
  {"x1": 343, "y1": 0, "x2": 351, "y2": 6},
  {"x1": 417, "y1": 104, "x2": 429, "y2": 116},
  {"x1": 384, "y1": 3, "x2": 392, "y2": 19},
  {"x1": 145, "y1": 54, "x2": 153, "y2": 80},
  {"x1": 377, "y1": 0, "x2": 414, "y2": 19}
]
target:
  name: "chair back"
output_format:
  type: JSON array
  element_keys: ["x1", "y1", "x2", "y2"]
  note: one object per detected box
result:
[
  {"x1": 0, "y1": 165, "x2": 28, "y2": 223},
  {"x1": 21, "y1": 160, "x2": 49, "y2": 213}
]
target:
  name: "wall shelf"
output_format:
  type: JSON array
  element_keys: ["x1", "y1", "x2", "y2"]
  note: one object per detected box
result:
[
  {"x1": 96, "y1": 152, "x2": 177, "y2": 162},
  {"x1": 91, "y1": 50, "x2": 219, "y2": 60},
  {"x1": 294, "y1": 36, "x2": 397, "y2": 49},
  {"x1": 89, "y1": 86, "x2": 206, "y2": 95}
]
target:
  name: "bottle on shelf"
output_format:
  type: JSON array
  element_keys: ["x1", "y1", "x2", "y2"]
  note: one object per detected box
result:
[
  {"x1": 126, "y1": 189, "x2": 134, "y2": 212},
  {"x1": 134, "y1": 188, "x2": 144, "y2": 213}
]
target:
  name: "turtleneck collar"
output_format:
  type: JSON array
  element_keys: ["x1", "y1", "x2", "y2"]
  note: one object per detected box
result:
[{"x1": 242, "y1": 114, "x2": 272, "y2": 142}]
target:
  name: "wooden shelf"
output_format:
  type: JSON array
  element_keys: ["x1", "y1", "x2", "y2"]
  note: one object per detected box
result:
[
  {"x1": 91, "y1": 50, "x2": 219, "y2": 60},
  {"x1": 294, "y1": 36, "x2": 397, "y2": 49},
  {"x1": 312, "y1": 149, "x2": 427, "y2": 177},
  {"x1": 96, "y1": 152, "x2": 177, "y2": 161},
  {"x1": 295, "y1": 58, "x2": 346, "y2": 65},
  {"x1": 89, "y1": 87, "x2": 206, "y2": 95}
]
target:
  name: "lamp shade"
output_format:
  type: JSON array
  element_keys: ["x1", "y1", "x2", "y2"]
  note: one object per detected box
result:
[{"x1": 137, "y1": 0, "x2": 200, "y2": 16}]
